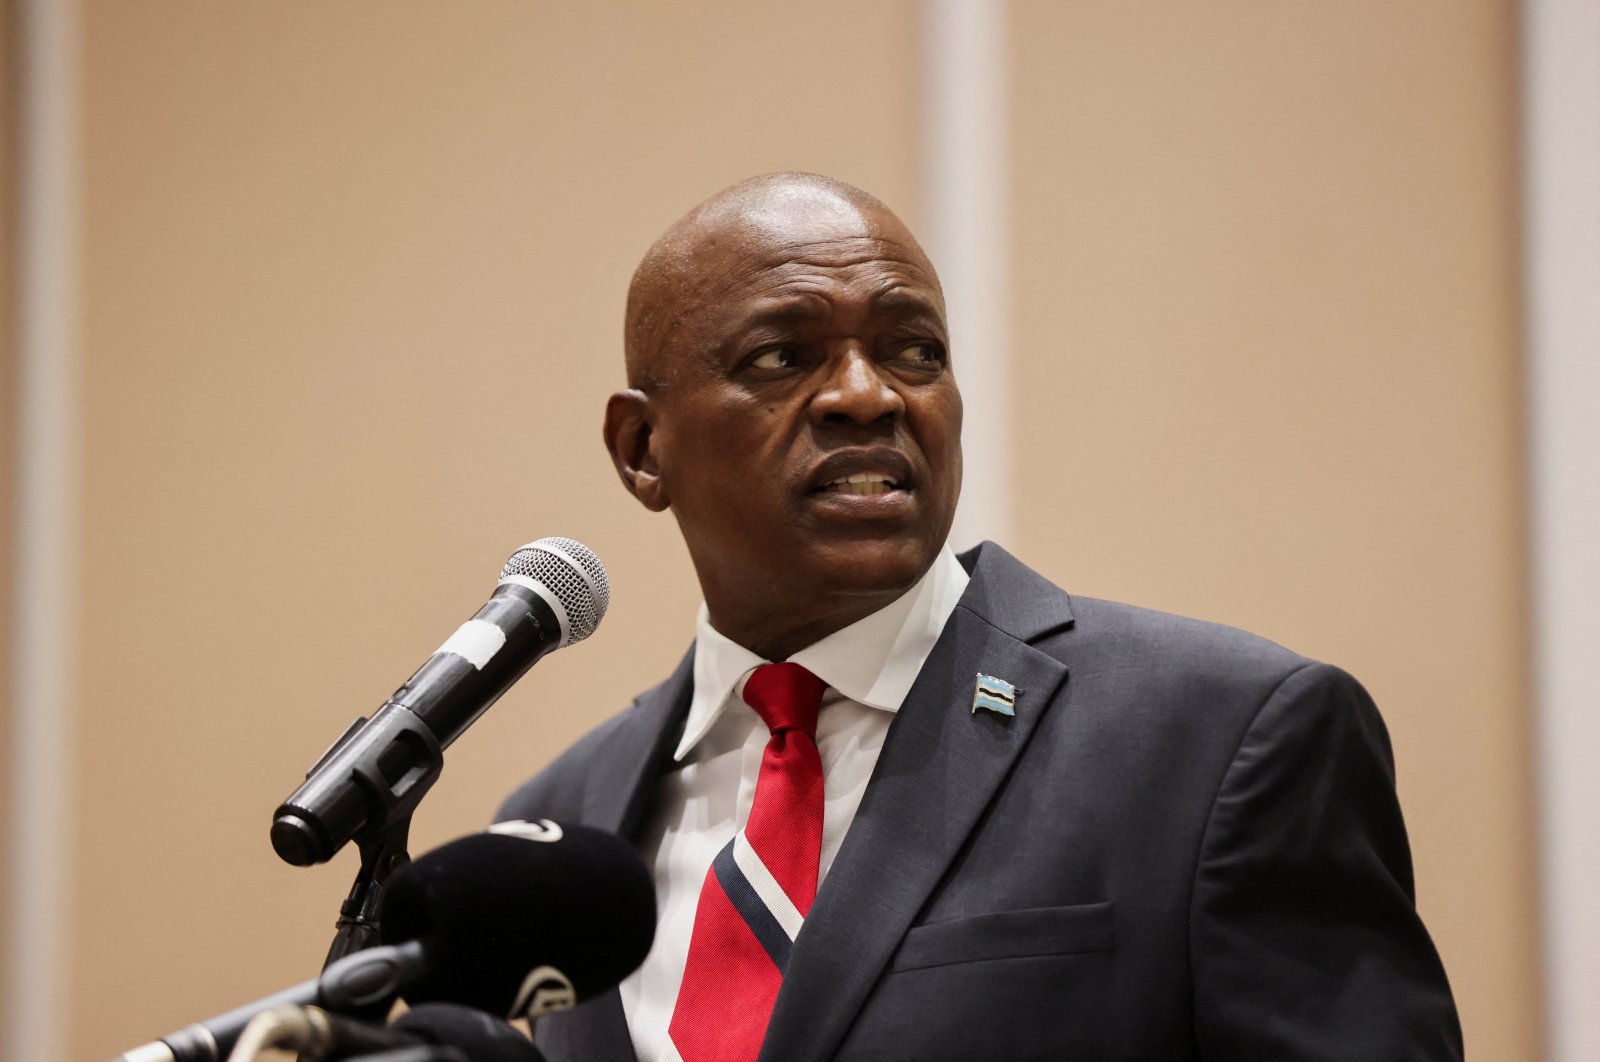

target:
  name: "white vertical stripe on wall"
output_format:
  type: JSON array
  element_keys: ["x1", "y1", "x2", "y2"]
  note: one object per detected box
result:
[
  {"x1": 1524, "y1": 1, "x2": 1600, "y2": 1060},
  {"x1": 921, "y1": 0, "x2": 1012, "y2": 550},
  {"x1": 4, "y1": 2, "x2": 81, "y2": 1061}
]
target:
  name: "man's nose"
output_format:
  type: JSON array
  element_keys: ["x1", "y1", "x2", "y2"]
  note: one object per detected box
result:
[{"x1": 811, "y1": 347, "x2": 904, "y2": 426}]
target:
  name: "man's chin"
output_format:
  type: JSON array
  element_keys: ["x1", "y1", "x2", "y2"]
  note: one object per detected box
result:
[{"x1": 798, "y1": 537, "x2": 940, "y2": 599}]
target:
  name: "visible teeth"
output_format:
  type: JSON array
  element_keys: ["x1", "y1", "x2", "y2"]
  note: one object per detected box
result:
[{"x1": 823, "y1": 472, "x2": 898, "y2": 495}]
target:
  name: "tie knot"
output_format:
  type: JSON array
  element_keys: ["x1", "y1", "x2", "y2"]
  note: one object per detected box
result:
[{"x1": 741, "y1": 662, "x2": 825, "y2": 738}]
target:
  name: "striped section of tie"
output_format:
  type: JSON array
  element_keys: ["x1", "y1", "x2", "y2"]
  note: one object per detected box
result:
[
  {"x1": 712, "y1": 837, "x2": 796, "y2": 971},
  {"x1": 731, "y1": 831, "x2": 806, "y2": 943}
]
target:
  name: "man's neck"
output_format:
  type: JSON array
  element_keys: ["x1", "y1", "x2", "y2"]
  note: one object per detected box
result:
[{"x1": 707, "y1": 599, "x2": 894, "y2": 662}]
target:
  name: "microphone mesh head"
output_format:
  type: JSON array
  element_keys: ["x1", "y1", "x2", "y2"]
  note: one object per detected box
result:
[{"x1": 499, "y1": 537, "x2": 609, "y2": 645}]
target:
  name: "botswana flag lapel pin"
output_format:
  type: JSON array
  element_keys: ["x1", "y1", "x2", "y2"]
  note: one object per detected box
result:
[{"x1": 972, "y1": 673, "x2": 1018, "y2": 717}]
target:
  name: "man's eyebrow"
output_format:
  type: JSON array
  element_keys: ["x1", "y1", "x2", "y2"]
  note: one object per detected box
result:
[
  {"x1": 869, "y1": 286, "x2": 943, "y2": 316},
  {"x1": 728, "y1": 294, "x2": 831, "y2": 330},
  {"x1": 714, "y1": 286, "x2": 944, "y2": 342}
]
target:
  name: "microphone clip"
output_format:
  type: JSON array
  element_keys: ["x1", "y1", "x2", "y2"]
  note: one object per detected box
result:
[{"x1": 323, "y1": 814, "x2": 414, "y2": 969}]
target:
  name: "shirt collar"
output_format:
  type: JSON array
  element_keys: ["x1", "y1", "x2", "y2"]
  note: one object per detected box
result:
[{"x1": 674, "y1": 545, "x2": 970, "y2": 762}]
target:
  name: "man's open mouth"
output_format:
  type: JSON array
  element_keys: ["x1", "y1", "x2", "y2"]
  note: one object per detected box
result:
[
  {"x1": 807, "y1": 449, "x2": 916, "y2": 500},
  {"x1": 819, "y1": 473, "x2": 903, "y2": 496}
]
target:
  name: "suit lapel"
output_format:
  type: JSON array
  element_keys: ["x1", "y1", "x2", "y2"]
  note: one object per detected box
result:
[
  {"x1": 759, "y1": 545, "x2": 1074, "y2": 1062},
  {"x1": 554, "y1": 649, "x2": 693, "y2": 1062},
  {"x1": 583, "y1": 647, "x2": 695, "y2": 837}
]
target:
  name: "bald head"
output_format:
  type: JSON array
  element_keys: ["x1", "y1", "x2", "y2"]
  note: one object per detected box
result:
[{"x1": 624, "y1": 173, "x2": 941, "y2": 389}]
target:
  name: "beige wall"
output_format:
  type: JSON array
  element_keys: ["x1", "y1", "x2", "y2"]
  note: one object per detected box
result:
[
  {"x1": 0, "y1": 1, "x2": 1532, "y2": 1059},
  {"x1": 1011, "y1": 3, "x2": 1535, "y2": 1057},
  {"x1": 0, "y1": 0, "x2": 15, "y2": 1007}
]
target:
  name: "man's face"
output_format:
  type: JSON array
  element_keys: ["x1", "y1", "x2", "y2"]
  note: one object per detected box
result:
[{"x1": 625, "y1": 198, "x2": 962, "y2": 652}]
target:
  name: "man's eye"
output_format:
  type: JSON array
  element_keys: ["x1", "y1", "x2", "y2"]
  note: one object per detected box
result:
[
  {"x1": 750, "y1": 347, "x2": 797, "y2": 369},
  {"x1": 892, "y1": 342, "x2": 942, "y2": 364}
]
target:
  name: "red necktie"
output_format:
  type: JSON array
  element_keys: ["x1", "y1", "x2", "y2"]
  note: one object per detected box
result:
[{"x1": 667, "y1": 662, "x2": 826, "y2": 1062}]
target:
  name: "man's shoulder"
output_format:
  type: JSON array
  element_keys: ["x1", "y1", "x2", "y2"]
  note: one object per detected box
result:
[
  {"x1": 1061, "y1": 593, "x2": 1309, "y2": 674},
  {"x1": 966, "y1": 542, "x2": 1312, "y2": 681},
  {"x1": 982, "y1": 557, "x2": 1386, "y2": 799},
  {"x1": 1057, "y1": 592, "x2": 1360, "y2": 727},
  {"x1": 967, "y1": 544, "x2": 1354, "y2": 740}
]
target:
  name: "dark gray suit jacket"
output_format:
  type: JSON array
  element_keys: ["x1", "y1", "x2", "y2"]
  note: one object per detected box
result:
[{"x1": 498, "y1": 543, "x2": 1462, "y2": 1061}]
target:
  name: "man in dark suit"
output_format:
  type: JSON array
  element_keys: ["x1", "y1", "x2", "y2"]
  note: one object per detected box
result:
[{"x1": 499, "y1": 173, "x2": 1462, "y2": 1061}]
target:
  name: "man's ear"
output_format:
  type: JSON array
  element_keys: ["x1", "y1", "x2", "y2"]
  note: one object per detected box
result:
[{"x1": 603, "y1": 389, "x2": 670, "y2": 512}]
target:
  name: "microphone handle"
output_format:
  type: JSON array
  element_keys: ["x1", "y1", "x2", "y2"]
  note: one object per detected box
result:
[
  {"x1": 141, "y1": 980, "x2": 317, "y2": 1062},
  {"x1": 226, "y1": 1006, "x2": 421, "y2": 1062},
  {"x1": 110, "y1": 941, "x2": 428, "y2": 1062},
  {"x1": 271, "y1": 583, "x2": 562, "y2": 868}
]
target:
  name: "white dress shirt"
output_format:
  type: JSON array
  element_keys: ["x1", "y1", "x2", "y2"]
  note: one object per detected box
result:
[{"x1": 618, "y1": 547, "x2": 970, "y2": 1062}]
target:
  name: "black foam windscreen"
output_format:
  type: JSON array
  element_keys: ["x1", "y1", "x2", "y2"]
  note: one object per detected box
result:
[
  {"x1": 390, "y1": 1003, "x2": 546, "y2": 1062},
  {"x1": 378, "y1": 822, "x2": 655, "y2": 1019}
]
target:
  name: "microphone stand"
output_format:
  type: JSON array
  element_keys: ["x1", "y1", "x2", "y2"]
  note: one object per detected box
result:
[{"x1": 323, "y1": 815, "x2": 413, "y2": 969}]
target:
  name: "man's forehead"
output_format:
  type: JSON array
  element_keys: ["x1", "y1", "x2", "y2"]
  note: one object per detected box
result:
[
  {"x1": 676, "y1": 231, "x2": 945, "y2": 342},
  {"x1": 625, "y1": 174, "x2": 942, "y2": 385},
  {"x1": 691, "y1": 232, "x2": 934, "y2": 295}
]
